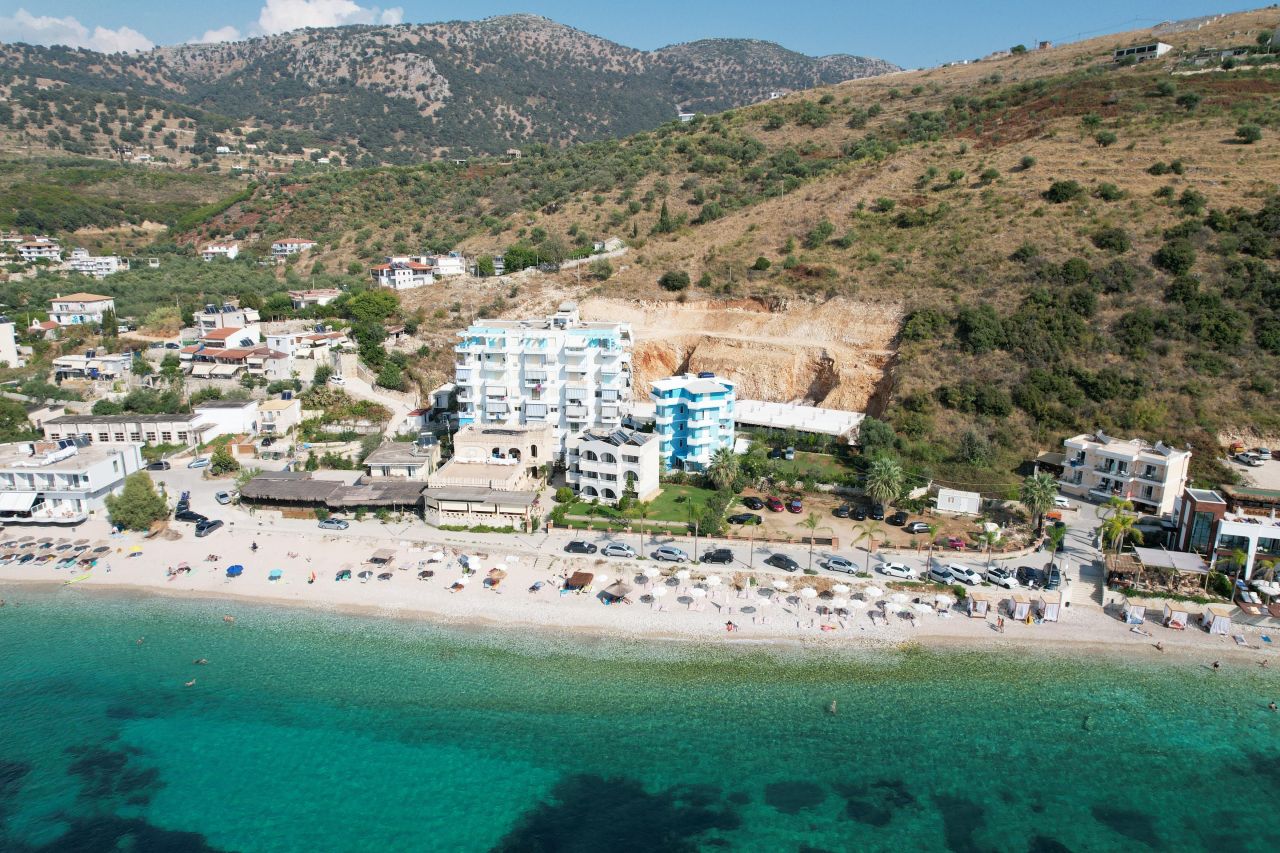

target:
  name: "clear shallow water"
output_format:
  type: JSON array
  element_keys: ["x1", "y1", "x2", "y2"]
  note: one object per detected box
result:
[{"x1": 1, "y1": 586, "x2": 1277, "y2": 852}]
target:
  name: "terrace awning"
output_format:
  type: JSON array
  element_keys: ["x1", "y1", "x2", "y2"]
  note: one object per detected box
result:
[
  {"x1": 211, "y1": 364, "x2": 241, "y2": 377},
  {"x1": 190, "y1": 363, "x2": 215, "y2": 376},
  {"x1": 0, "y1": 492, "x2": 37, "y2": 511}
]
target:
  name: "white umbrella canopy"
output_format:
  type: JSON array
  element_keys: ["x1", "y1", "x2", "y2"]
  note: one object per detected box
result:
[
  {"x1": 651, "y1": 586, "x2": 669, "y2": 598},
  {"x1": 639, "y1": 565, "x2": 658, "y2": 578},
  {"x1": 455, "y1": 576, "x2": 471, "y2": 585},
  {"x1": 832, "y1": 583, "x2": 851, "y2": 594},
  {"x1": 505, "y1": 555, "x2": 519, "y2": 564},
  {"x1": 772, "y1": 579, "x2": 790, "y2": 591},
  {"x1": 596, "y1": 574, "x2": 611, "y2": 587},
  {"x1": 756, "y1": 596, "x2": 772, "y2": 608},
  {"x1": 846, "y1": 598, "x2": 868, "y2": 609},
  {"x1": 704, "y1": 575, "x2": 723, "y2": 587},
  {"x1": 689, "y1": 587, "x2": 707, "y2": 599},
  {"x1": 934, "y1": 594, "x2": 955, "y2": 607},
  {"x1": 799, "y1": 587, "x2": 818, "y2": 600},
  {"x1": 890, "y1": 592, "x2": 910, "y2": 604},
  {"x1": 831, "y1": 596, "x2": 850, "y2": 608},
  {"x1": 864, "y1": 585, "x2": 884, "y2": 598},
  {"x1": 913, "y1": 602, "x2": 933, "y2": 613},
  {"x1": 675, "y1": 568, "x2": 692, "y2": 581}
]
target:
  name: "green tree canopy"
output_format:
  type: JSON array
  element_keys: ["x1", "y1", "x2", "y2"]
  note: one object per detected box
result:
[{"x1": 105, "y1": 471, "x2": 169, "y2": 531}]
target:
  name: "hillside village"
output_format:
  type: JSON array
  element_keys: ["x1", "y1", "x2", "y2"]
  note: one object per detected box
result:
[{"x1": 3, "y1": 8, "x2": 1280, "y2": 628}]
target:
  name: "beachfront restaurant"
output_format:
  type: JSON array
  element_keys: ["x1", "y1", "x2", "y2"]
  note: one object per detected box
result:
[{"x1": 238, "y1": 472, "x2": 427, "y2": 517}]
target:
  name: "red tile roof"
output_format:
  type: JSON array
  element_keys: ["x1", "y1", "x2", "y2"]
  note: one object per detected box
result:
[
  {"x1": 202, "y1": 327, "x2": 244, "y2": 340},
  {"x1": 52, "y1": 292, "x2": 111, "y2": 302}
]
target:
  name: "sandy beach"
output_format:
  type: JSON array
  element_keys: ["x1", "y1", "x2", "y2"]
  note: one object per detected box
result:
[{"x1": 2, "y1": 517, "x2": 1276, "y2": 666}]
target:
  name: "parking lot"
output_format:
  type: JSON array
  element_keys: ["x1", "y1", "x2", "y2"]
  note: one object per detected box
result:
[{"x1": 1227, "y1": 454, "x2": 1280, "y2": 491}]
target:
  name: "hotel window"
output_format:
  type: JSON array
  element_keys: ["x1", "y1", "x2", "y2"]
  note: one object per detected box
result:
[
  {"x1": 162, "y1": 432, "x2": 173, "y2": 442},
  {"x1": 176, "y1": 432, "x2": 186, "y2": 442},
  {"x1": 129, "y1": 433, "x2": 141, "y2": 442},
  {"x1": 113, "y1": 433, "x2": 125, "y2": 442},
  {"x1": 145, "y1": 432, "x2": 157, "y2": 442},
  {"x1": 98, "y1": 433, "x2": 109, "y2": 442}
]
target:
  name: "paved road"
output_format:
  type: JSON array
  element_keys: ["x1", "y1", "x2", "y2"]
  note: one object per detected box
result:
[{"x1": 148, "y1": 464, "x2": 1109, "y2": 596}]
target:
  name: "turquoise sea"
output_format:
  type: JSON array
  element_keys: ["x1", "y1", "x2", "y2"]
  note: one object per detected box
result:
[{"x1": 1, "y1": 585, "x2": 1277, "y2": 852}]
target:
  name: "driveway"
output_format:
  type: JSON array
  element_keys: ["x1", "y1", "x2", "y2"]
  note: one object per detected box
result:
[{"x1": 336, "y1": 373, "x2": 413, "y2": 435}]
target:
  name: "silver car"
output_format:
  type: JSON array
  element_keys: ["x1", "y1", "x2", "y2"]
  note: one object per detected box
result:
[
  {"x1": 602, "y1": 542, "x2": 636, "y2": 558},
  {"x1": 824, "y1": 556, "x2": 858, "y2": 574},
  {"x1": 652, "y1": 546, "x2": 689, "y2": 563},
  {"x1": 946, "y1": 564, "x2": 982, "y2": 585}
]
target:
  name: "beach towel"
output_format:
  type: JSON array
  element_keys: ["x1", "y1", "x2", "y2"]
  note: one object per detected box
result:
[{"x1": 1233, "y1": 634, "x2": 1249, "y2": 647}]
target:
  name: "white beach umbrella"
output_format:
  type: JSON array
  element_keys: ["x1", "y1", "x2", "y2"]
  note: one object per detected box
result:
[
  {"x1": 505, "y1": 555, "x2": 519, "y2": 564},
  {"x1": 934, "y1": 594, "x2": 955, "y2": 608},
  {"x1": 455, "y1": 576, "x2": 471, "y2": 585},
  {"x1": 913, "y1": 602, "x2": 933, "y2": 613},
  {"x1": 864, "y1": 585, "x2": 884, "y2": 598},
  {"x1": 799, "y1": 587, "x2": 818, "y2": 600},
  {"x1": 689, "y1": 587, "x2": 707, "y2": 599},
  {"x1": 831, "y1": 596, "x2": 850, "y2": 609},
  {"x1": 493, "y1": 563, "x2": 507, "y2": 573},
  {"x1": 596, "y1": 574, "x2": 610, "y2": 587},
  {"x1": 651, "y1": 585, "x2": 669, "y2": 598},
  {"x1": 846, "y1": 598, "x2": 867, "y2": 609},
  {"x1": 704, "y1": 574, "x2": 723, "y2": 587},
  {"x1": 772, "y1": 579, "x2": 790, "y2": 591},
  {"x1": 639, "y1": 565, "x2": 657, "y2": 578},
  {"x1": 676, "y1": 568, "x2": 692, "y2": 581},
  {"x1": 890, "y1": 592, "x2": 910, "y2": 604},
  {"x1": 756, "y1": 596, "x2": 772, "y2": 608},
  {"x1": 832, "y1": 583, "x2": 851, "y2": 595}
]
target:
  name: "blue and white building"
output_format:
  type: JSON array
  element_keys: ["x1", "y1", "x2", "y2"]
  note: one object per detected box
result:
[
  {"x1": 649, "y1": 373, "x2": 736, "y2": 471},
  {"x1": 453, "y1": 302, "x2": 632, "y2": 460}
]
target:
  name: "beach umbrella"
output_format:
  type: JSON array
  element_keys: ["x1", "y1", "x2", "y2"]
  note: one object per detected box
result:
[
  {"x1": 689, "y1": 587, "x2": 707, "y2": 599},
  {"x1": 772, "y1": 579, "x2": 790, "y2": 591},
  {"x1": 418, "y1": 570, "x2": 433, "y2": 580},
  {"x1": 890, "y1": 592, "x2": 910, "y2": 604},
  {"x1": 675, "y1": 568, "x2": 691, "y2": 581},
  {"x1": 863, "y1": 585, "x2": 883, "y2": 598},
  {"x1": 359, "y1": 570, "x2": 374, "y2": 581},
  {"x1": 226, "y1": 565, "x2": 244, "y2": 578},
  {"x1": 831, "y1": 596, "x2": 850, "y2": 609},
  {"x1": 800, "y1": 587, "x2": 818, "y2": 601},
  {"x1": 704, "y1": 574, "x2": 723, "y2": 588},
  {"x1": 428, "y1": 551, "x2": 445, "y2": 562},
  {"x1": 756, "y1": 596, "x2": 772, "y2": 609},
  {"x1": 832, "y1": 583, "x2": 851, "y2": 594},
  {"x1": 268, "y1": 569, "x2": 283, "y2": 582},
  {"x1": 847, "y1": 598, "x2": 867, "y2": 609},
  {"x1": 913, "y1": 602, "x2": 933, "y2": 613},
  {"x1": 18, "y1": 536, "x2": 32, "y2": 542},
  {"x1": 129, "y1": 545, "x2": 143, "y2": 555},
  {"x1": 505, "y1": 555, "x2": 519, "y2": 564},
  {"x1": 596, "y1": 573, "x2": 611, "y2": 587},
  {"x1": 455, "y1": 575, "x2": 471, "y2": 585},
  {"x1": 73, "y1": 538, "x2": 88, "y2": 545},
  {"x1": 935, "y1": 594, "x2": 955, "y2": 608},
  {"x1": 651, "y1": 585, "x2": 668, "y2": 598}
]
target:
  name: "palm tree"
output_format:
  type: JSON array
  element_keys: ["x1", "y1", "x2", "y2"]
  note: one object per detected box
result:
[
  {"x1": 975, "y1": 529, "x2": 1001, "y2": 569},
  {"x1": 706, "y1": 447, "x2": 739, "y2": 492},
  {"x1": 628, "y1": 500, "x2": 652, "y2": 554},
  {"x1": 923, "y1": 522, "x2": 940, "y2": 571},
  {"x1": 865, "y1": 457, "x2": 905, "y2": 509},
  {"x1": 854, "y1": 520, "x2": 885, "y2": 575},
  {"x1": 1044, "y1": 523, "x2": 1068, "y2": 556},
  {"x1": 1019, "y1": 472, "x2": 1058, "y2": 534},
  {"x1": 1099, "y1": 496, "x2": 1134, "y2": 521},
  {"x1": 799, "y1": 511, "x2": 832, "y2": 571},
  {"x1": 1100, "y1": 508, "x2": 1143, "y2": 556}
]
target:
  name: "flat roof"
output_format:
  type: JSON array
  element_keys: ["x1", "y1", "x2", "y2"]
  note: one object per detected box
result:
[
  {"x1": 1132, "y1": 547, "x2": 1209, "y2": 574},
  {"x1": 51, "y1": 293, "x2": 111, "y2": 302},
  {"x1": 1220, "y1": 484, "x2": 1280, "y2": 501},
  {"x1": 0, "y1": 442, "x2": 136, "y2": 472},
  {"x1": 46, "y1": 413, "x2": 202, "y2": 425},
  {"x1": 258, "y1": 398, "x2": 298, "y2": 411},
  {"x1": 364, "y1": 443, "x2": 436, "y2": 465},
  {"x1": 734, "y1": 400, "x2": 864, "y2": 438},
  {"x1": 577, "y1": 428, "x2": 655, "y2": 447},
  {"x1": 431, "y1": 459, "x2": 527, "y2": 484},
  {"x1": 195, "y1": 400, "x2": 257, "y2": 409},
  {"x1": 424, "y1": 487, "x2": 537, "y2": 506},
  {"x1": 1186, "y1": 488, "x2": 1225, "y2": 504}
]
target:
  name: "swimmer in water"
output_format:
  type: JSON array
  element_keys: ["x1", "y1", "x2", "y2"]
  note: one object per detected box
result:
[
  {"x1": 828, "y1": 700, "x2": 838, "y2": 715},
  {"x1": 1269, "y1": 701, "x2": 1277, "y2": 712},
  {"x1": 193, "y1": 658, "x2": 208, "y2": 665},
  {"x1": 136, "y1": 637, "x2": 145, "y2": 645},
  {"x1": 184, "y1": 679, "x2": 196, "y2": 688}
]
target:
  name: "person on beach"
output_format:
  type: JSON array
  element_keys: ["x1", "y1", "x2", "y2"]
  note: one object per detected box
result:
[
  {"x1": 251, "y1": 542, "x2": 259, "y2": 553},
  {"x1": 997, "y1": 616, "x2": 1005, "y2": 633},
  {"x1": 1212, "y1": 660, "x2": 1221, "y2": 671},
  {"x1": 725, "y1": 621, "x2": 737, "y2": 632},
  {"x1": 1261, "y1": 659, "x2": 1270, "y2": 669},
  {"x1": 1155, "y1": 642, "x2": 1164, "y2": 652},
  {"x1": 136, "y1": 637, "x2": 144, "y2": 645}
]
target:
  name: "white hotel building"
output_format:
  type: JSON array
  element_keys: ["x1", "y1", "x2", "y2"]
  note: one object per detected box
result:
[
  {"x1": 1058, "y1": 431, "x2": 1191, "y2": 516},
  {"x1": 0, "y1": 439, "x2": 143, "y2": 524},
  {"x1": 453, "y1": 302, "x2": 632, "y2": 459}
]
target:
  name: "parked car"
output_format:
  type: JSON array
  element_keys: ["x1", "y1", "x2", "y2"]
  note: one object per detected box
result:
[
  {"x1": 174, "y1": 509, "x2": 206, "y2": 524},
  {"x1": 851, "y1": 505, "x2": 868, "y2": 521},
  {"x1": 904, "y1": 521, "x2": 932, "y2": 535},
  {"x1": 187, "y1": 457, "x2": 210, "y2": 469},
  {"x1": 927, "y1": 565, "x2": 957, "y2": 585},
  {"x1": 764, "y1": 554, "x2": 800, "y2": 572},
  {"x1": 328, "y1": 375, "x2": 346, "y2": 386},
  {"x1": 765, "y1": 496, "x2": 785, "y2": 512},
  {"x1": 1016, "y1": 565, "x2": 1041, "y2": 587},
  {"x1": 947, "y1": 564, "x2": 982, "y2": 585},
  {"x1": 783, "y1": 447, "x2": 796, "y2": 461},
  {"x1": 700, "y1": 548, "x2": 734, "y2": 565},
  {"x1": 767, "y1": 448, "x2": 784, "y2": 459},
  {"x1": 163, "y1": 342, "x2": 180, "y2": 350},
  {"x1": 869, "y1": 504, "x2": 886, "y2": 521},
  {"x1": 727, "y1": 513, "x2": 762, "y2": 526},
  {"x1": 1053, "y1": 495, "x2": 1072, "y2": 510},
  {"x1": 833, "y1": 504, "x2": 852, "y2": 519},
  {"x1": 1254, "y1": 447, "x2": 1272, "y2": 461},
  {"x1": 146, "y1": 460, "x2": 171, "y2": 471},
  {"x1": 1044, "y1": 566, "x2": 1063, "y2": 590},
  {"x1": 887, "y1": 510, "x2": 909, "y2": 526},
  {"x1": 786, "y1": 498, "x2": 803, "y2": 514},
  {"x1": 564, "y1": 541, "x2": 598, "y2": 555},
  {"x1": 652, "y1": 546, "x2": 690, "y2": 563},
  {"x1": 946, "y1": 536, "x2": 967, "y2": 550},
  {"x1": 1237, "y1": 452, "x2": 1263, "y2": 467},
  {"x1": 986, "y1": 567, "x2": 1018, "y2": 589},
  {"x1": 318, "y1": 518, "x2": 350, "y2": 531},
  {"x1": 602, "y1": 542, "x2": 636, "y2": 559},
  {"x1": 194, "y1": 519, "x2": 223, "y2": 537},
  {"x1": 261, "y1": 437, "x2": 274, "y2": 448},
  {"x1": 824, "y1": 556, "x2": 858, "y2": 574},
  {"x1": 879, "y1": 562, "x2": 914, "y2": 579},
  {"x1": 742, "y1": 496, "x2": 765, "y2": 510},
  {"x1": 214, "y1": 491, "x2": 234, "y2": 505}
]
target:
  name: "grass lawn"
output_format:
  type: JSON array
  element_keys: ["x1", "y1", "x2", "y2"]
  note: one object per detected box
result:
[
  {"x1": 646, "y1": 484, "x2": 718, "y2": 522},
  {"x1": 772, "y1": 451, "x2": 854, "y2": 484}
]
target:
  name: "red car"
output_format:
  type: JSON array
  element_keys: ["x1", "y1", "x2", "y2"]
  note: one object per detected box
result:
[
  {"x1": 766, "y1": 496, "x2": 784, "y2": 512},
  {"x1": 946, "y1": 536, "x2": 967, "y2": 550},
  {"x1": 786, "y1": 498, "x2": 803, "y2": 513}
]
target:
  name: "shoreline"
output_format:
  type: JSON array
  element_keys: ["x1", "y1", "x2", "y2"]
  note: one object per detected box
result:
[{"x1": 4, "y1": 574, "x2": 1272, "y2": 668}]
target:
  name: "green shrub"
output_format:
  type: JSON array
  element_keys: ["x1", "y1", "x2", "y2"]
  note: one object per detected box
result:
[
  {"x1": 658, "y1": 270, "x2": 690, "y2": 291},
  {"x1": 1236, "y1": 124, "x2": 1262, "y2": 144},
  {"x1": 1042, "y1": 180, "x2": 1084, "y2": 203},
  {"x1": 1091, "y1": 227, "x2": 1131, "y2": 253},
  {"x1": 751, "y1": 256, "x2": 771, "y2": 271},
  {"x1": 554, "y1": 487, "x2": 574, "y2": 503}
]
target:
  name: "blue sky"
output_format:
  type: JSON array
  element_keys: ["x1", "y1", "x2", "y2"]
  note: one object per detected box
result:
[{"x1": 0, "y1": 1, "x2": 1255, "y2": 67}]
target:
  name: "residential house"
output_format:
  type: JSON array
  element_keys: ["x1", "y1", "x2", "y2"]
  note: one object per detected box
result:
[
  {"x1": 193, "y1": 304, "x2": 260, "y2": 335},
  {"x1": 432, "y1": 252, "x2": 466, "y2": 277},
  {"x1": 271, "y1": 238, "x2": 317, "y2": 258},
  {"x1": 23, "y1": 402, "x2": 65, "y2": 432},
  {"x1": 1113, "y1": 42, "x2": 1172, "y2": 62},
  {"x1": 453, "y1": 302, "x2": 632, "y2": 458},
  {"x1": 428, "y1": 423, "x2": 551, "y2": 492},
  {"x1": 193, "y1": 399, "x2": 260, "y2": 439},
  {"x1": 200, "y1": 326, "x2": 261, "y2": 348},
  {"x1": 17, "y1": 239, "x2": 62, "y2": 263},
  {"x1": 288, "y1": 288, "x2": 341, "y2": 309},
  {"x1": 0, "y1": 318, "x2": 19, "y2": 368},
  {"x1": 649, "y1": 373, "x2": 736, "y2": 471},
  {"x1": 1059, "y1": 431, "x2": 1191, "y2": 516},
  {"x1": 49, "y1": 293, "x2": 115, "y2": 326},
  {"x1": 69, "y1": 248, "x2": 127, "y2": 278},
  {"x1": 52, "y1": 351, "x2": 132, "y2": 381},
  {"x1": 0, "y1": 439, "x2": 143, "y2": 524},
  {"x1": 257, "y1": 397, "x2": 302, "y2": 436},
  {"x1": 370, "y1": 257, "x2": 435, "y2": 290},
  {"x1": 566, "y1": 427, "x2": 660, "y2": 504},
  {"x1": 28, "y1": 320, "x2": 59, "y2": 340},
  {"x1": 201, "y1": 242, "x2": 239, "y2": 261},
  {"x1": 42, "y1": 413, "x2": 211, "y2": 447},
  {"x1": 363, "y1": 440, "x2": 441, "y2": 480},
  {"x1": 215, "y1": 145, "x2": 232, "y2": 155}
]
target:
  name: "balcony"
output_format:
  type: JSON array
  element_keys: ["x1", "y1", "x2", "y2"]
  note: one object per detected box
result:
[
  {"x1": 566, "y1": 405, "x2": 588, "y2": 419},
  {"x1": 688, "y1": 433, "x2": 714, "y2": 446},
  {"x1": 1135, "y1": 468, "x2": 1166, "y2": 484}
]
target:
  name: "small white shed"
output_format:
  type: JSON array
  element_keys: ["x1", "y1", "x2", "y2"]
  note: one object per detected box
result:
[
  {"x1": 1163, "y1": 602, "x2": 1189, "y2": 630},
  {"x1": 1123, "y1": 602, "x2": 1146, "y2": 625},
  {"x1": 1037, "y1": 591, "x2": 1061, "y2": 623},
  {"x1": 937, "y1": 488, "x2": 981, "y2": 516},
  {"x1": 1201, "y1": 604, "x2": 1233, "y2": 636}
]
